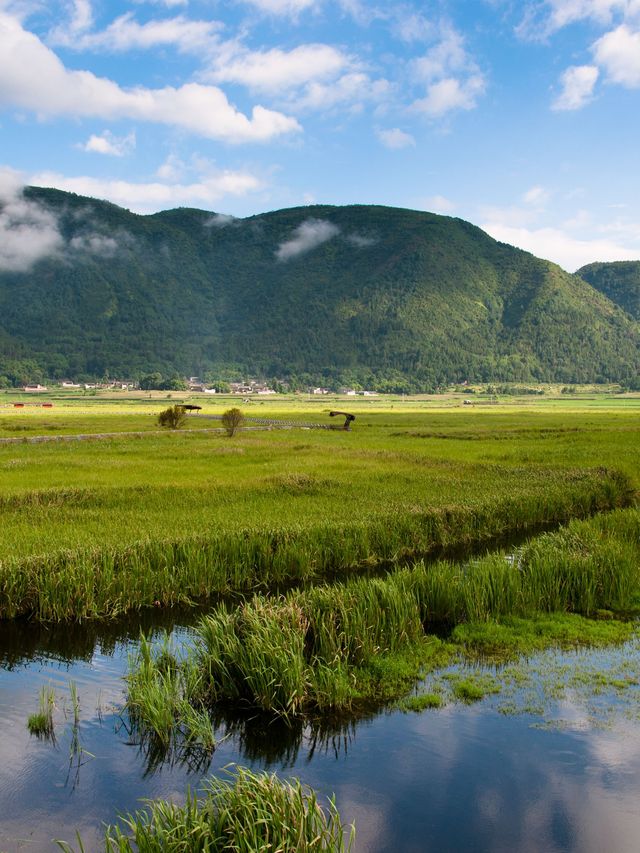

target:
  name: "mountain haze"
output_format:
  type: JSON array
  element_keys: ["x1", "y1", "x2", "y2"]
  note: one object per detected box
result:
[{"x1": 0, "y1": 188, "x2": 638, "y2": 390}]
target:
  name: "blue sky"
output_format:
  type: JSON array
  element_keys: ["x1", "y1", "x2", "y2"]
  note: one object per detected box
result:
[{"x1": 1, "y1": 0, "x2": 639, "y2": 271}]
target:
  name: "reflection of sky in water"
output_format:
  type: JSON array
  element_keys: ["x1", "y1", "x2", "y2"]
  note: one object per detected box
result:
[{"x1": 1, "y1": 618, "x2": 639, "y2": 852}]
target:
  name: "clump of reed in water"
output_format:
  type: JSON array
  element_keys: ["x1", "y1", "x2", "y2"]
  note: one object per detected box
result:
[
  {"x1": 126, "y1": 507, "x2": 640, "y2": 730},
  {"x1": 58, "y1": 766, "x2": 354, "y2": 852},
  {"x1": 27, "y1": 684, "x2": 56, "y2": 739}
]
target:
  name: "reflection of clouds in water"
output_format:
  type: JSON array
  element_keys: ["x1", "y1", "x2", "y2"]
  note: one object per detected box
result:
[
  {"x1": 588, "y1": 720, "x2": 640, "y2": 770},
  {"x1": 330, "y1": 782, "x2": 391, "y2": 852},
  {"x1": 3, "y1": 623, "x2": 640, "y2": 852}
]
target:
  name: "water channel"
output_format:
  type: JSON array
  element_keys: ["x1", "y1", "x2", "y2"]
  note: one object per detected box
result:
[{"x1": 1, "y1": 607, "x2": 639, "y2": 852}]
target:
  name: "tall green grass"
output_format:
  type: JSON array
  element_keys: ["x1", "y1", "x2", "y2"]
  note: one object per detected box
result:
[
  {"x1": 27, "y1": 684, "x2": 56, "y2": 739},
  {"x1": 58, "y1": 767, "x2": 354, "y2": 852},
  {"x1": 126, "y1": 508, "x2": 640, "y2": 728},
  {"x1": 0, "y1": 467, "x2": 632, "y2": 620}
]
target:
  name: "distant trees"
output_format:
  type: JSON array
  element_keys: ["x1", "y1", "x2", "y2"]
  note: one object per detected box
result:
[
  {"x1": 221, "y1": 408, "x2": 244, "y2": 437},
  {"x1": 157, "y1": 405, "x2": 187, "y2": 429},
  {"x1": 140, "y1": 373, "x2": 188, "y2": 391}
]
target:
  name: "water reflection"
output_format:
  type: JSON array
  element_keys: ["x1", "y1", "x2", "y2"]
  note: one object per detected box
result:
[
  {"x1": 0, "y1": 606, "x2": 208, "y2": 670},
  {"x1": 1, "y1": 610, "x2": 640, "y2": 852}
]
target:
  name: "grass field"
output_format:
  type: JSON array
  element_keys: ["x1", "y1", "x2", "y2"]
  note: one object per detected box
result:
[{"x1": 0, "y1": 390, "x2": 638, "y2": 620}]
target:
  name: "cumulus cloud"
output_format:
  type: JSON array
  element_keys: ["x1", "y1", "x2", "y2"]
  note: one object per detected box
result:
[
  {"x1": 238, "y1": 0, "x2": 318, "y2": 15},
  {"x1": 292, "y1": 72, "x2": 390, "y2": 111},
  {"x1": 276, "y1": 218, "x2": 339, "y2": 260},
  {"x1": 413, "y1": 75, "x2": 485, "y2": 117},
  {"x1": 423, "y1": 194, "x2": 456, "y2": 214},
  {"x1": 593, "y1": 24, "x2": 640, "y2": 86},
  {"x1": 29, "y1": 168, "x2": 264, "y2": 214},
  {"x1": 79, "y1": 131, "x2": 136, "y2": 157},
  {"x1": 522, "y1": 0, "x2": 640, "y2": 35},
  {"x1": 553, "y1": 64, "x2": 599, "y2": 109},
  {"x1": 0, "y1": 167, "x2": 63, "y2": 272},
  {"x1": 392, "y1": 10, "x2": 434, "y2": 43},
  {"x1": 0, "y1": 12, "x2": 300, "y2": 143},
  {"x1": 132, "y1": 0, "x2": 188, "y2": 6},
  {"x1": 410, "y1": 26, "x2": 485, "y2": 117},
  {"x1": 376, "y1": 127, "x2": 415, "y2": 149},
  {"x1": 523, "y1": 185, "x2": 551, "y2": 205},
  {"x1": 411, "y1": 27, "x2": 470, "y2": 82},
  {"x1": 46, "y1": 0, "x2": 94, "y2": 40},
  {"x1": 481, "y1": 220, "x2": 640, "y2": 271},
  {"x1": 50, "y1": 12, "x2": 222, "y2": 53},
  {"x1": 204, "y1": 43, "x2": 349, "y2": 94}
]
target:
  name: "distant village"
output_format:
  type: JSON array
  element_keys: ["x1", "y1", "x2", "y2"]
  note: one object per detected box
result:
[{"x1": 19, "y1": 378, "x2": 379, "y2": 396}]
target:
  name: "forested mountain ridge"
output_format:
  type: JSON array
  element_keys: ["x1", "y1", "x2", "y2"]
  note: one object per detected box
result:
[
  {"x1": 576, "y1": 261, "x2": 640, "y2": 322},
  {"x1": 0, "y1": 187, "x2": 638, "y2": 390}
]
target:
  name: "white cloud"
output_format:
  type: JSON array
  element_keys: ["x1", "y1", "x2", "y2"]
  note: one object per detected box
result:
[
  {"x1": 411, "y1": 27, "x2": 470, "y2": 82},
  {"x1": 376, "y1": 127, "x2": 415, "y2": 149},
  {"x1": 551, "y1": 0, "x2": 640, "y2": 29},
  {"x1": 593, "y1": 24, "x2": 640, "y2": 86},
  {"x1": 50, "y1": 12, "x2": 222, "y2": 53},
  {"x1": 392, "y1": 10, "x2": 434, "y2": 43},
  {"x1": 0, "y1": 11, "x2": 301, "y2": 143},
  {"x1": 523, "y1": 185, "x2": 551, "y2": 205},
  {"x1": 205, "y1": 213, "x2": 237, "y2": 227},
  {"x1": 155, "y1": 153, "x2": 186, "y2": 181},
  {"x1": 347, "y1": 232, "x2": 376, "y2": 246},
  {"x1": 409, "y1": 26, "x2": 485, "y2": 118},
  {"x1": 0, "y1": 167, "x2": 63, "y2": 271},
  {"x1": 423, "y1": 194, "x2": 456, "y2": 214},
  {"x1": 239, "y1": 0, "x2": 318, "y2": 15},
  {"x1": 481, "y1": 220, "x2": 640, "y2": 271},
  {"x1": 276, "y1": 218, "x2": 339, "y2": 260},
  {"x1": 80, "y1": 131, "x2": 136, "y2": 157},
  {"x1": 205, "y1": 43, "x2": 349, "y2": 94},
  {"x1": 68, "y1": 0, "x2": 92, "y2": 33},
  {"x1": 293, "y1": 72, "x2": 390, "y2": 111},
  {"x1": 29, "y1": 168, "x2": 264, "y2": 214},
  {"x1": 518, "y1": 0, "x2": 640, "y2": 37},
  {"x1": 413, "y1": 75, "x2": 485, "y2": 117},
  {"x1": 69, "y1": 233, "x2": 119, "y2": 255},
  {"x1": 563, "y1": 208, "x2": 592, "y2": 229},
  {"x1": 552, "y1": 64, "x2": 599, "y2": 109},
  {"x1": 132, "y1": 0, "x2": 188, "y2": 6}
]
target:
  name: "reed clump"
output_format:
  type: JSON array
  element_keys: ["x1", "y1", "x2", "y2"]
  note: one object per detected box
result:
[
  {"x1": 126, "y1": 635, "x2": 215, "y2": 751},
  {"x1": 126, "y1": 508, "x2": 640, "y2": 728},
  {"x1": 27, "y1": 684, "x2": 56, "y2": 739},
  {"x1": 102, "y1": 767, "x2": 353, "y2": 852}
]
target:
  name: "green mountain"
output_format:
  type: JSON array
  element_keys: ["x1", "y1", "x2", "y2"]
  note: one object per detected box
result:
[
  {"x1": 576, "y1": 261, "x2": 640, "y2": 322},
  {"x1": 0, "y1": 187, "x2": 638, "y2": 390}
]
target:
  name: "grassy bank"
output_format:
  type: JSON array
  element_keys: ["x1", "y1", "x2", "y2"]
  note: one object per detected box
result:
[
  {"x1": 125, "y1": 508, "x2": 640, "y2": 741},
  {"x1": 0, "y1": 466, "x2": 631, "y2": 620},
  {"x1": 0, "y1": 402, "x2": 638, "y2": 621}
]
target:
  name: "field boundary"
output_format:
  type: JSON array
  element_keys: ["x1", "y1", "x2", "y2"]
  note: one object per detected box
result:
[{"x1": 0, "y1": 418, "x2": 335, "y2": 445}]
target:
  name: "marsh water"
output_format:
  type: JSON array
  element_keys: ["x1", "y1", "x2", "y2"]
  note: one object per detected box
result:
[{"x1": 1, "y1": 609, "x2": 640, "y2": 853}]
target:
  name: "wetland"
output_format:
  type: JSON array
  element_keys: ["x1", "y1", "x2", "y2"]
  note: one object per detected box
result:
[{"x1": 0, "y1": 390, "x2": 639, "y2": 850}]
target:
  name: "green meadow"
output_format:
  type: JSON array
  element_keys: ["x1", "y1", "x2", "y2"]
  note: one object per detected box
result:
[{"x1": 0, "y1": 391, "x2": 638, "y2": 620}]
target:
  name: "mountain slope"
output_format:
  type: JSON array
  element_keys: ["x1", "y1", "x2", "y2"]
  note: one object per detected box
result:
[
  {"x1": 576, "y1": 261, "x2": 640, "y2": 321},
  {"x1": 0, "y1": 188, "x2": 637, "y2": 389}
]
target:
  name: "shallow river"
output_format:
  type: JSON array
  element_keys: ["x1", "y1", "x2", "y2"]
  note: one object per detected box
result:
[{"x1": 1, "y1": 611, "x2": 639, "y2": 852}]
